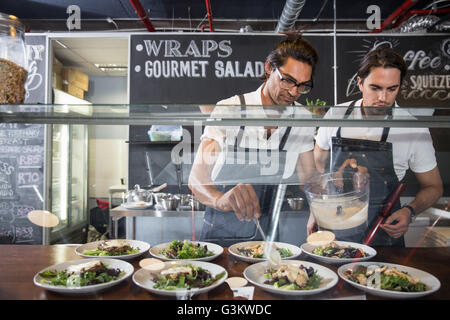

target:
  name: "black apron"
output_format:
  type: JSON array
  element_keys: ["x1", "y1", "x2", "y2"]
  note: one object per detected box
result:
[
  {"x1": 200, "y1": 95, "x2": 292, "y2": 247},
  {"x1": 330, "y1": 100, "x2": 404, "y2": 247}
]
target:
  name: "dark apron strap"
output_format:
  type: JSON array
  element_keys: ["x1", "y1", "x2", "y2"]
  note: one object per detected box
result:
[
  {"x1": 336, "y1": 100, "x2": 391, "y2": 142},
  {"x1": 336, "y1": 100, "x2": 357, "y2": 138},
  {"x1": 234, "y1": 93, "x2": 291, "y2": 152}
]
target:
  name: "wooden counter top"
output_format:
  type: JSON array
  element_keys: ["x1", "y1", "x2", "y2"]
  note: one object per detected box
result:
[{"x1": 0, "y1": 245, "x2": 448, "y2": 300}]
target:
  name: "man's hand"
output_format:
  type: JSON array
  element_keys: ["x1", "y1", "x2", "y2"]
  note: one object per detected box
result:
[
  {"x1": 307, "y1": 212, "x2": 318, "y2": 235},
  {"x1": 380, "y1": 207, "x2": 412, "y2": 238},
  {"x1": 215, "y1": 183, "x2": 261, "y2": 222}
]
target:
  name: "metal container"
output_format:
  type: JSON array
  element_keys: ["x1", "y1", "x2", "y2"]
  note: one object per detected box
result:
[
  {"x1": 287, "y1": 197, "x2": 304, "y2": 211},
  {"x1": 191, "y1": 197, "x2": 205, "y2": 211},
  {"x1": 154, "y1": 193, "x2": 179, "y2": 211},
  {"x1": 160, "y1": 196, "x2": 178, "y2": 211},
  {"x1": 125, "y1": 184, "x2": 153, "y2": 205},
  {"x1": 174, "y1": 194, "x2": 192, "y2": 207}
]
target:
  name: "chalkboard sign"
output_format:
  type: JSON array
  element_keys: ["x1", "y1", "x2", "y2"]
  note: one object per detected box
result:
[
  {"x1": 128, "y1": 33, "x2": 335, "y2": 189},
  {"x1": 0, "y1": 34, "x2": 47, "y2": 244},
  {"x1": 24, "y1": 34, "x2": 47, "y2": 104},
  {"x1": 129, "y1": 33, "x2": 334, "y2": 105},
  {"x1": 336, "y1": 34, "x2": 450, "y2": 107}
]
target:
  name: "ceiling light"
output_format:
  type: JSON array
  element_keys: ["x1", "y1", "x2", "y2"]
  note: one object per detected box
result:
[{"x1": 94, "y1": 63, "x2": 128, "y2": 72}]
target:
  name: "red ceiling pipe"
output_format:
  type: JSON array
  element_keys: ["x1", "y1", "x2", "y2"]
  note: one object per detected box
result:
[
  {"x1": 129, "y1": 0, "x2": 156, "y2": 32},
  {"x1": 392, "y1": 8, "x2": 450, "y2": 28},
  {"x1": 205, "y1": 0, "x2": 215, "y2": 32},
  {"x1": 371, "y1": 0, "x2": 418, "y2": 33}
]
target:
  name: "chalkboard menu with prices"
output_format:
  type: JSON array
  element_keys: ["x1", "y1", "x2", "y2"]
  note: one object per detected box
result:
[
  {"x1": 336, "y1": 35, "x2": 450, "y2": 108},
  {"x1": 0, "y1": 35, "x2": 47, "y2": 244},
  {"x1": 0, "y1": 123, "x2": 45, "y2": 244}
]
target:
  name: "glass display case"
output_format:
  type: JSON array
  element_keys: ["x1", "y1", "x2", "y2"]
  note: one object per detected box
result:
[{"x1": 1, "y1": 103, "x2": 449, "y2": 247}]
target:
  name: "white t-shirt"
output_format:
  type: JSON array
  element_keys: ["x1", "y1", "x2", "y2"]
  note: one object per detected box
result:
[
  {"x1": 202, "y1": 84, "x2": 315, "y2": 181},
  {"x1": 315, "y1": 99, "x2": 437, "y2": 181}
]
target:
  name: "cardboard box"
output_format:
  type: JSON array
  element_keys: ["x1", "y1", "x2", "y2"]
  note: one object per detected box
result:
[
  {"x1": 62, "y1": 67, "x2": 89, "y2": 91},
  {"x1": 52, "y1": 57, "x2": 63, "y2": 75},
  {"x1": 63, "y1": 83, "x2": 84, "y2": 100},
  {"x1": 52, "y1": 72, "x2": 63, "y2": 90}
]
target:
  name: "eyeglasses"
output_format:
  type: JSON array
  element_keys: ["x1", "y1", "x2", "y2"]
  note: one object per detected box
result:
[{"x1": 274, "y1": 67, "x2": 313, "y2": 94}]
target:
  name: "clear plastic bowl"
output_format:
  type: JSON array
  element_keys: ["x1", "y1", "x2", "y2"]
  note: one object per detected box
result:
[{"x1": 304, "y1": 172, "x2": 370, "y2": 241}]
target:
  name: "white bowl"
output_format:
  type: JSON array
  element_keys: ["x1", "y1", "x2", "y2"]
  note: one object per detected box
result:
[
  {"x1": 301, "y1": 241, "x2": 376, "y2": 265},
  {"x1": 338, "y1": 262, "x2": 441, "y2": 299},
  {"x1": 229, "y1": 241, "x2": 301, "y2": 263},
  {"x1": 243, "y1": 260, "x2": 338, "y2": 296},
  {"x1": 75, "y1": 239, "x2": 151, "y2": 260},
  {"x1": 33, "y1": 258, "x2": 134, "y2": 294},
  {"x1": 149, "y1": 241, "x2": 223, "y2": 261},
  {"x1": 132, "y1": 260, "x2": 227, "y2": 297}
]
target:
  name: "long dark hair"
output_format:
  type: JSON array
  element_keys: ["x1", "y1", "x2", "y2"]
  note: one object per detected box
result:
[
  {"x1": 261, "y1": 34, "x2": 319, "y2": 81},
  {"x1": 357, "y1": 47, "x2": 407, "y2": 83}
]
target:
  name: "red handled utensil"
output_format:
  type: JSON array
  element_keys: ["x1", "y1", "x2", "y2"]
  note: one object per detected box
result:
[{"x1": 362, "y1": 183, "x2": 407, "y2": 246}]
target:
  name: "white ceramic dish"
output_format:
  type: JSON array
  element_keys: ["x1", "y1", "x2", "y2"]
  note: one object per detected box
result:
[
  {"x1": 132, "y1": 260, "x2": 228, "y2": 297},
  {"x1": 301, "y1": 241, "x2": 377, "y2": 265},
  {"x1": 75, "y1": 239, "x2": 151, "y2": 260},
  {"x1": 122, "y1": 202, "x2": 152, "y2": 210},
  {"x1": 229, "y1": 241, "x2": 302, "y2": 263},
  {"x1": 33, "y1": 258, "x2": 134, "y2": 294},
  {"x1": 149, "y1": 241, "x2": 223, "y2": 261},
  {"x1": 243, "y1": 260, "x2": 338, "y2": 296},
  {"x1": 338, "y1": 262, "x2": 441, "y2": 299}
]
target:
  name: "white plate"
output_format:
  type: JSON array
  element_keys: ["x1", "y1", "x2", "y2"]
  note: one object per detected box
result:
[
  {"x1": 75, "y1": 240, "x2": 151, "y2": 260},
  {"x1": 122, "y1": 202, "x2": 152, "y2": 210},
  {"x1": 33, "y1": 258, "x2": 134, "y2": 294},
  {"x1": 132, "y1": 260, "x2": 228, "y2": 297},
  {"x1": 301, "y1": 241, "x2": 377, "y2": 265},
  {"x1": 149, "y1": 241, "x2": 223, "y2": 261},
  {"x1": 229, "y1": 241, "x2": 302, "y2": 263},
  {"x1": 338, "y1": 262, "x2": 441, "y2": 299},
  {"x1": 243, "y1": 260, "x2": 338, "y2": 296}
]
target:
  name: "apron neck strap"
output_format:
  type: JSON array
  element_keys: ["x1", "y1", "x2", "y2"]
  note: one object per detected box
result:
[
  {"x1": 234, "y1": 94, "x2": 291, "y2": 152},
  {"x1": 336, "y1": 100, "x2": 357, "y2": 138},
  {"x1": 336, "y1": 100, "x2": 391, "y2": 143}
]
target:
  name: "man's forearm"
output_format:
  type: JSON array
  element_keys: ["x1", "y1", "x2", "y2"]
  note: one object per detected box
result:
[{"x1": 407, "y1": 185, "x2": 443, "y2": 215}]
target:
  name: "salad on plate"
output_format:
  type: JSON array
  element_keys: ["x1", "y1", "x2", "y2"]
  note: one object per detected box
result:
[
  {"x1": 237, "y1": 242, "x2": 293, "y2": 259},
  {"x1": 38, "y1": 260, "x2": 124, "y2": 287},
  {"x1": 344, "y1": 264, "x2": 427, "y2": 292},
  {"x1": 264, "y1": 263, "x2": 323, "y2": 291},
  {"x1": 152, "y1": 263, "x2": 226, "y2": 290},
  {"x1": 160, "y1": 240, "x2": 214, "y2": 259},
  {"x1": 81, "y1": 240, "x2": 140, "y2": 256},
  {"x1": 312, "y1": 241, "x2": 368, "y2": 259}
]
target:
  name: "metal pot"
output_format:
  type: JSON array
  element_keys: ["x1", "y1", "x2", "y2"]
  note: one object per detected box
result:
[
  {"x1": 174, "y1": 194, "x2": 192, "y2": 207},
  {"x1": 125, "y1": 184, "x2": 153, "y2": 205},
  {"x1": 287, "y1": 197, "x2": 304, "y2": 211},
  {"x1": 191, "y1": 197, "x2": 205, "y2": 211}
]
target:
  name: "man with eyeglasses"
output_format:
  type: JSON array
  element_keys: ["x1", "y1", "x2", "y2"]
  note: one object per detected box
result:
[
  {"x1": 311, "y1": 47, "x2": 443, "y2": 247},
  {"x1": 189, "y1": 36, "x2": 319, "y2": 246}
]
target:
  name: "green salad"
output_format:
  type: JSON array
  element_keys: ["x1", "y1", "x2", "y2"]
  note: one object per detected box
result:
[
  {"x1": 237, "y1": 243, "x2": 293, "y2": 259},
  {"x1": 39, "y1": 260, "x2": 123, "y2": 287},
  {"x1": 82, "y1": 240, "x2": 140, "y2": 256},
  {"x1": 161, "y1": 240, "x2": 214, "y2": 259},
  {"x1": 152, "y1": 263, "x2": 225, "y2": 290},
  {"x1": 345, "y1": 265, "x2": 427, "y2": 292},
  {"x1": 82, "y1": 248, "x2": 140, "y2": 256},
  {"x1": 264, "y1": 264, "x2": 322, "y2": 290}
]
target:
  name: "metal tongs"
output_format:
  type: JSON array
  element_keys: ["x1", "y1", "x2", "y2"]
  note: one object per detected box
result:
[
  {"x1": 253, "y1": 218, "x2": 281, "y2": 265},
  {"x1": 253, "y1": 218, "x2": 266, "y2": 241}
]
